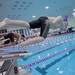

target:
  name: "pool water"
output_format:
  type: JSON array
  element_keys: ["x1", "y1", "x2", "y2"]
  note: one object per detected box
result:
[{"x1": 17, "y1": 32, "x2": 75, "y2": 75}]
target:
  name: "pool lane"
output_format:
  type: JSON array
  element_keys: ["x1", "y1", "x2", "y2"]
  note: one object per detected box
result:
[
  {"x1": 32, "y1": 38, "x2": 75, "y2": 75},
  {"x1": 17, "y1": 33, "x2": 75, "y2": 75},
  {"x1": 18, "y1": 37, "x2": 75, "y2": 66},
  {"x1": 25, "y1": 32, "x2": 75, "y2": 54}
]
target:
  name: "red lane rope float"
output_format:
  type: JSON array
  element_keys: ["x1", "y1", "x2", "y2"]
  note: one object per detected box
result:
[{"x1": 20, "y1": 38, "x2": 75, "y2": 69}]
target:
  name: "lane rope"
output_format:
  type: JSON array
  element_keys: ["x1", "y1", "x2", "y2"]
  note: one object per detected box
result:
[{"x1": 20, "y1": 38, "x2": 75, "y2": 68}]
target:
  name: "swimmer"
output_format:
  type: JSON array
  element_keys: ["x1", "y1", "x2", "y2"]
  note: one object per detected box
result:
[
  {"x1": 0, "y1": 32, "x2": 21, "y2": 47},
  {"x1": 0, "y1": 16, "x2": 64, "y2": 46}
]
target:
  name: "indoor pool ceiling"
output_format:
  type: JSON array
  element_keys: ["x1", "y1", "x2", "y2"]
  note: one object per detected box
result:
[{"x1": 0, "y1": 0, "x2": 75, "y2": 21}]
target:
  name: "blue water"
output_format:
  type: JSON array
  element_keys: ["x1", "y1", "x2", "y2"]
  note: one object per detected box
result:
[
  {"x1": 16, "y1": 33, "x2": 75, "y2": 75},
  {"x1": 1, "y1": 33, "x2": 75, "y2": 75}
]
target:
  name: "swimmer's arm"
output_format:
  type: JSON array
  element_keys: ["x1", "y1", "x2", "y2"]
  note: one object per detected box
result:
[{"x1": 20, "y1": 36, "x2": 44, "y2": 46}]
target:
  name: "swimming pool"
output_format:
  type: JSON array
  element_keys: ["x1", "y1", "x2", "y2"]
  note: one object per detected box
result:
[
  {"x1": 16, "y1": 32, "x2": 75, "y2": 75},
  {"x1": 1, "y1": 32, "x2": 75, "y2": 75}
]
